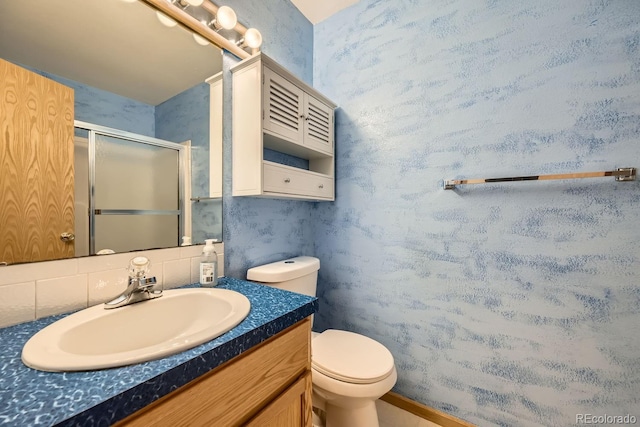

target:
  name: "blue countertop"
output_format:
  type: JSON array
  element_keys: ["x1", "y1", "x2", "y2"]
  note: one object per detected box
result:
[{"x1": 0, "y1": 278, "x2": 317, "y2": 426}]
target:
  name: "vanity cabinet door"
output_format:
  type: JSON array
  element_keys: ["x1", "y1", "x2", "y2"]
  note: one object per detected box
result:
[
  {"x1": 245, "y1": 372, "x2": 312, "y2": 427},
  {"x1": 116, "y1": 319, "x2": 311, "y2": 427},
  {"x1": 263, "y1": 67, "x2": 304, "y2": 145}
]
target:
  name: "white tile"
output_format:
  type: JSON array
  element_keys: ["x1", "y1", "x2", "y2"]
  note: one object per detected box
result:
[
  {"x1": 190, "y1": 253, "x2": 224, "y2": 285},
  {"x1": 77, "y1": 248, "x2": 182, "y2": 274},
  {"x1": 190, "y1": 256, "x2": 201, "y2": 284},
  {"x1": 163, "y1": 259, "x2": 191, "y2": 290},
  {"x1": 0, "y1": 282, "x2": 36, "y2": 328},
  {"x1": 139, "y1": 247, "x2": 181, "y2": 263},
  {"x1": 87, "y1": 268, "x2": 129, "y2": 306},
  {"x1": 78, "y1": 252, "x2": 135, "y2": 274},
  {"x1": 149, "y1": 263, "x2": 164, "y2": 289},
  {"x1": 180, "y1": 244, "x2": 205, "y2": 258},
  {"x1": 218, "y1": 253, "x2": 225, "y2": 277},
  {"x1": 87, "y1": 264, "x2": 163, "y2": 306},
  {"x1": 180, "y1": 243, "x2": 224, "y2": 259},
  {"x1": 36, "y1": 275, "x2": 87, "y2": 319},
  {"x1": 0, "y1": 258, "x2": 78, "y2": 286},
  {"x1": 0, "y1": 242, "x2": 224, "y2": 325}
]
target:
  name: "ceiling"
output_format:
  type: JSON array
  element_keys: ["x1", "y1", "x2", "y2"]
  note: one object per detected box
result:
[
  {"x1": 0, "y1": 0, "x2": 222, "y2": 106},
  {"x1": 290, "y1": 0, "x2": 360, "y2": 24}
]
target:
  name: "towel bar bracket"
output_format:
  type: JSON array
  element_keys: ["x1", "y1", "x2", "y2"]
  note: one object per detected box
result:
[{"x1": 615, "y1": 167, "x2": 636, "y2": 182}]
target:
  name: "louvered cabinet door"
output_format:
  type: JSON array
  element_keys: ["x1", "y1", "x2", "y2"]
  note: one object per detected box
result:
[
  {"x1": 263, "y1": 67, "x2": 304, "y2": 144},
  {"x1": 302, "y1": 94, "x2": 333, "y2": 155}
]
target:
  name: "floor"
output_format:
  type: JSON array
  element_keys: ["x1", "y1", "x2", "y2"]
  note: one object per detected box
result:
[{"x1": 376, "y1": 400, "x2": 442, "y2": 427}]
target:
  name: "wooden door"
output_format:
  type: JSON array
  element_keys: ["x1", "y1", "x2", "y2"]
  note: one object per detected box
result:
[{"x1": 0, "y1": 58, "x2": 75, "y2": 264}]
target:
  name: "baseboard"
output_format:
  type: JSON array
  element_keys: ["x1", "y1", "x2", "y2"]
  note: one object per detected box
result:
[{"x1": 380, "y1": 392, "x2": 476, "y2": 427}]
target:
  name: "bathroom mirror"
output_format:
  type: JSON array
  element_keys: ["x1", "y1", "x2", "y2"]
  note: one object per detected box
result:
[{"x1": 0, "y1": 0, "x2": 224, "y2": 265}]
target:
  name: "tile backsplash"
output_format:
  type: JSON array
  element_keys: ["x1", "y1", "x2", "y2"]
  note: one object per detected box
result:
[{"x1": 0, "y1": 243, "x2": 224, "y2": 329}]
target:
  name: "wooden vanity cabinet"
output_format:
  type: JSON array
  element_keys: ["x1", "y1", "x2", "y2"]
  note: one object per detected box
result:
[
  {"x1": 231, "y1": 53, "x2": 336, "y2": 201},
  {"x1": 117, "y1": 318, "x2": 312, "y2": 427}
]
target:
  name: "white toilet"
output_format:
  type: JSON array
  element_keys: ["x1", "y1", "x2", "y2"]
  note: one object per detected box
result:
[{"x1": 247, "y1": 256, "x2": 397, "y2": 427}]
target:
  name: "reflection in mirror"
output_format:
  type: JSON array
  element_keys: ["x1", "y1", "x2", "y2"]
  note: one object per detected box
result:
[
  {"x1": 76, "y1": 122, "x2": 186, "y2": 257},
  {"x1": 0, "y1": 0, "x2": 224, "y2": 265}
]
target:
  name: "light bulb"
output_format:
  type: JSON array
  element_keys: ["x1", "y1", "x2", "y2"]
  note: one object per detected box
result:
[
  {"x1": 193, "y1": 33, "x2": 209, "y2": 46},
  {"x1": 216, "y1": 6, "x2": 237, "y2": 30},
  {"x1": 156, "y1": 11, "x2": 177, "y2": 27},
  {"x1": 244, "y1": 28, "x2": 262, "y2": 49},
  {"x1": 184, "y1": 0, "x2": 204, "y2": 5}
]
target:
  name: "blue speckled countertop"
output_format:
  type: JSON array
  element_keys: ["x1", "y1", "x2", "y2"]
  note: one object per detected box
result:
[{"x1": 0, "y1": 278, "x2": 317, "y2": 427}]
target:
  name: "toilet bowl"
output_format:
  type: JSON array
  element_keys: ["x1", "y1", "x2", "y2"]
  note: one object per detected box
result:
[
  {"x1": 247, "y1": 257, "x2": 397, "y2": 427},
  {"x1": 311, "y1": 329, "x2": 397, "y2": 427}
]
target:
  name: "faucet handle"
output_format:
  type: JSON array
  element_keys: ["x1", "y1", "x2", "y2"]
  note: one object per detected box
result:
[
  {"x1": 128, "y1": 256, "x2": 151, "y2": 278},
  {"x1": 137, "y1": 276, "x2": 157, "y2": 291}
]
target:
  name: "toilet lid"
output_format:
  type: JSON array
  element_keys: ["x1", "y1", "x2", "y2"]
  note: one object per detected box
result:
[{"x1": 312, "y1": 330, "x2": 394, "y2": 384}]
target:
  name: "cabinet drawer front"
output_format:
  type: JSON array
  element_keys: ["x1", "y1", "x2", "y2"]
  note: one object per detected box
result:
[
  {"x1": 310, "y1": 176, "x2": 333, "y2": 199},
  {"x1": 264, "y1": 163, "x2": 333, "y2": 199}
]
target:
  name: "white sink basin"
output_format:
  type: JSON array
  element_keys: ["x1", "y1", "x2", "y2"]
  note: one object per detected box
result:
[{"x1": 22, "y1": 288, "x2": 251, "y2": 372}]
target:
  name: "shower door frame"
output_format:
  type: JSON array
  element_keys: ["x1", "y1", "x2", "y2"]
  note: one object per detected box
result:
[{"x1": 75, "y1": 121, "x2": 187, "y2": 255}]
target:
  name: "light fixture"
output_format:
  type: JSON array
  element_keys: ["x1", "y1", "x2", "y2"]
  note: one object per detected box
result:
[
  {"x1": 208, "y1": 5, "x2": 237, "y2": 31},
  {"x1": 145, "y1": 0, "x2": 262, "y2": 59},
  {"x1": 156, "y1": 11, "x2": 177, "y2": 27},
  {"x1": 237, "y1": 28, "x2": 262, "y2": 49},
  {"x1": 174, "y1": 0, "x2": 203, "y2": 9},
  {"x1": 193, "y1": 33, "x2": 210, "y2": 46}
]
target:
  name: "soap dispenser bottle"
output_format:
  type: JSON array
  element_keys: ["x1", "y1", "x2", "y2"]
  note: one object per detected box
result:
[{"x1": 199, "y1": 239, "x2": 218, "y2": 287}]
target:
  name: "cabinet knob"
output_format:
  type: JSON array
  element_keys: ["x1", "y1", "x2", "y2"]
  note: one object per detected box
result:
[
  {"x1": 284, "y1": 178, "x2": 291, "y2": 183},
  {"x1": 318, "y1": 184, "x2": 324, "y2": 189}
]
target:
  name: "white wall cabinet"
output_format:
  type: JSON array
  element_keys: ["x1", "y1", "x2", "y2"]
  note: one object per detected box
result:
[{"x1": 232, "y1": 53, "x2": 336, "y2": 201}]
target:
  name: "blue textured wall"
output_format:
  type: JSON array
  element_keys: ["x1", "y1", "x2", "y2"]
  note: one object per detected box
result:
[
  {"x1": 222, "y1": 0, "x2": 316, "y2": 277},
  {"x1": 313, "y1": 1, "x2": 640, "y2": 425},
  {"x1": 156, "y1": 83, "x2": 210, "y2": 198},
  {"x1": 155, "y1": 83, "x2": 222, "y2": 243},
  {"x1": 37, "y1": 70, "x2": 155, "y2": 137}
]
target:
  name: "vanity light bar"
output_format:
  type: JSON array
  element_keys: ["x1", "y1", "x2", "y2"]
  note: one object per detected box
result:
[{"x1": 141, "y1": 0, "x2": 260, "y2": 59}]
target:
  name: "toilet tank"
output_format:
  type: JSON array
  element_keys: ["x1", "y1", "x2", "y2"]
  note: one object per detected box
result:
[{"x1": 247, "y1": 256, "x2": 320, "y2": 297}]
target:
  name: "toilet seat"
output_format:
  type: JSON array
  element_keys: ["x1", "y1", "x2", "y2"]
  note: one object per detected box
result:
[{"x1": 312, "y1": 330, "x2": 394, "y2": 385}]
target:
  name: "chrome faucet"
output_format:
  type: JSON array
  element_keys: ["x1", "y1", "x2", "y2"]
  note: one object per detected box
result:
[{"x1": 104, "y1": 256, "x2": 162, "y2": 309}]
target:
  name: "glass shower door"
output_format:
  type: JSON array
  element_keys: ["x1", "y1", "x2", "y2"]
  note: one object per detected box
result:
[{"x1": 91, "y1": 132, "x2": 181, "y2": 254}]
